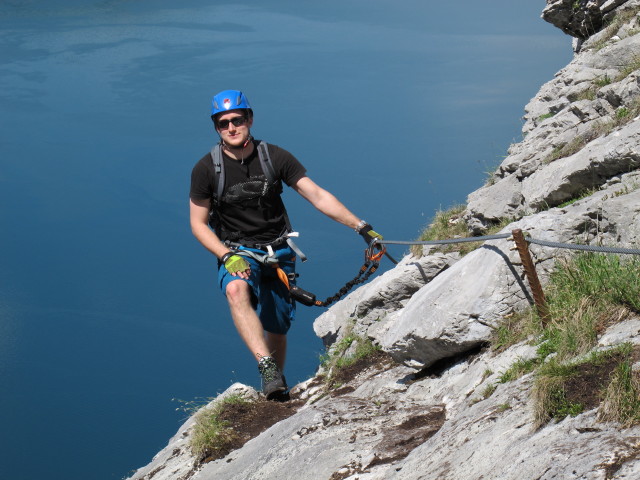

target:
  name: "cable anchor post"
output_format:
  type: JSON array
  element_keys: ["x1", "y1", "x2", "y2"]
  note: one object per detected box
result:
[{"x1": 512, "y1": 229, "x2": 550, "y2": 326}]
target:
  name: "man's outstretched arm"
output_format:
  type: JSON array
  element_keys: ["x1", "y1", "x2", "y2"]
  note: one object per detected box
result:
[{"x1": 292, "y1": 176, "x2": 362, "y2": 229}]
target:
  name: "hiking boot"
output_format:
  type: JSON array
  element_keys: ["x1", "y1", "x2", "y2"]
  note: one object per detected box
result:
[{"x1": 258, "y1": 356, "x2": 288, "y2": 400}]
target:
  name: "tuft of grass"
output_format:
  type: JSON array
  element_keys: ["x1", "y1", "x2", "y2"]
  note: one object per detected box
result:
[
  {"x1": 498, "y1": 357, "x2": 541, "y2": 384},
  {"x1": 598, "y1": 355, "x2": 640, "y2": 426},
  {"x1": 411, "y1": 205, "x2": 468, "y2": 257},
  {"x1": 538, "y1": 112, "x2": 555, "y2": 122},
  {"x1": 319, "y1": 325, "x2": 381, "y2": 388},
  {"x1": 491, "y1": 310, "x2": 540, "y2": 352},
  {"x1": 575, "y1": 87, "x2": 597, "y2": 101},
  {"x1": 481, "y1": 383, "x2": 497, "y2": 399},
  {"x1": 548, "y1": 253, "x2": 640, "y2": 317},
  {"x1": 556, "y1": 187, "x2": 599, "y2": 209},
  {"x1": 190, "y1": 394, "x2": 249, "y2": 462},
  {"x1": 471, "y1": 382, "x2": 497, "y2": 404},
  {"x1": 532, "y1": 360, "x2": 583, "y2": 428},
  {"x1": 412, "y1": 206, "x2": 512, "y2": 257},
  {"x1": 533, "y1": 346, "x2": 635, "y2": 428},
  {"x1": 594, "y1": 75, "x2": 612, "y2": 88},
  {"x1": 616, "y1": 107, "x2": 630, "y2": 119},
  {"x1": 333, "y1": 337, "x2": 380, "y2": 371}
]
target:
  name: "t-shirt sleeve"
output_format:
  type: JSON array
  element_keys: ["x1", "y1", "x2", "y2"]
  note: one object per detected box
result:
[
  {"x1": 269, "y1": 144, "x2": 307, "y2": 187},
  {"x1": 189, "y1": 155, "x2": 214, "y2": 200}
]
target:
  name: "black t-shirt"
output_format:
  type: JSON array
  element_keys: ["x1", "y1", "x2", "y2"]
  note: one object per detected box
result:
[{"x1": 190, "y1": 140, "x2": 307, "y2": 244}]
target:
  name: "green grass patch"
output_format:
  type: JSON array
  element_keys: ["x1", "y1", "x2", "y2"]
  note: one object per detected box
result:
[
  {"x1": 594, "y1": 75, "x2": 612, "y2": 88},
  {"x1": 490, "y1": 252, "x2": 640, "y2": 427},
  {"x1": 190, "y1": 393, "x2": 250, "y2": 462},
  {"x1": 492, "y1": 252, "x2": 639, "y2": 359},
  {"x1": 491, "y1": 310, "x2": 540, "y2": 352},
  {"x1": 533, "y1": 345, "x2": 635, "y2": 428},
  {"x1": 498, "y1": 357, "x2": 541, "y2": 384},
  {"x1": 412, "y1": 206, "x2": 512, "y2": 257},
  {"x1": 599, "y1": 353, "x2": 640, "y2": 426},
  {"x1": 533, "y1": 374, "x2": 584, "y2": 428},
  {"x1": 319, "y1": 325, "x2": 382, "y2": 388}
]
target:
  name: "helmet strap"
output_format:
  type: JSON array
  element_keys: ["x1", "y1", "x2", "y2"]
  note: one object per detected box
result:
[{"x1": 221, "y1": 135, "x2": 253, "y2": 164}]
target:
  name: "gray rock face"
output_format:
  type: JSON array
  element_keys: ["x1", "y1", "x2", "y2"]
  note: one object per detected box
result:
[
  {"x1": 128, "y1": 3, "x2": 640, "y2": 480},
  {"x1": 466, "y1": 6, "x2": 640, "y2": 232},
  {"x1": 542, "y1": 0, "x2": 609, "y2": 40},
  {"x1": 379, "y1": 238, "x2": 528, "y2": 368},
  {"x1": 313, "y1": 252, "x2": 459, "y2": 348}
]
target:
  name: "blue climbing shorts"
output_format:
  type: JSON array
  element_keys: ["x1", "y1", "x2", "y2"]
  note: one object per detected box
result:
[{"x1": 218, "y1": 245, "x2": 296, "y2": 335}]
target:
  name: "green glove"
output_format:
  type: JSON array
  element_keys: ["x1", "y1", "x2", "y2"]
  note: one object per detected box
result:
[
  {"x1": 221, "y1": 252, "x2": 250, "y2": 274},
  {"x1": 359, "y1": 224, "x2": 383, "y2": 247}
]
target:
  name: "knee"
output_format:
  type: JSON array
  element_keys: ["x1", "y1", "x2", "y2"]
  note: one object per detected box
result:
[{"x1": 226, "y1": 280, "x2": 251, "y2": 306}]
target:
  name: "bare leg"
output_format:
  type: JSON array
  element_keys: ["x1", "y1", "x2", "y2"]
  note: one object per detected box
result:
[
  {"x1": 226, "y1": 280, "x2": 270, "y2": 362},
  {"x1": 266, "y1": 332, "x2": 287, "y2": 371}
]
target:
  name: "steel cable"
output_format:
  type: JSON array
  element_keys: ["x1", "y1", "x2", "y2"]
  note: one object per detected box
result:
[
  {"x1": 526, "y1": 237, "x2": 640, "y2": 255},
  {"x1": 378, "y1": 233, "x2": 511, "y2": 246}
]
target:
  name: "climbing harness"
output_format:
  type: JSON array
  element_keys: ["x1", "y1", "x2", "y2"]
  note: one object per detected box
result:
[
  {"x1": 232, "y1": 241, "x2": 389, "y2": 308},
  {"x1": 211, "y1": 139, "x2": 395, "y2": 307}
]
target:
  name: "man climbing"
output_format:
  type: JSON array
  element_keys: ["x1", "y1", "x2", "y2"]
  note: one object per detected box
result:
[{"x1": 189, "y1": 89, "x2": 382, "y2": 399}]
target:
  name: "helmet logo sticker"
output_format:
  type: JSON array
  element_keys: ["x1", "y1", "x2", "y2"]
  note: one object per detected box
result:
[{"x1": 223, "y1": 98, "x2": 231, "y2": 110}]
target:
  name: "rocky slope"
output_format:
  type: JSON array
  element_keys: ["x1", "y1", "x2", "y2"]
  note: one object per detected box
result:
[{"x1": 128, "y1": 1, "x2": 640, "y2": 479}]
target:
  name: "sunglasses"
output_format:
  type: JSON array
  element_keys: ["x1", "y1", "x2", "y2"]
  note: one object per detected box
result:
[{"x1": 217, "y1": 116, "x2": 248, "y2": 130}]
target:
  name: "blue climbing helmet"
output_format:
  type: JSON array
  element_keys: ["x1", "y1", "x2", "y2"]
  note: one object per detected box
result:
[{"x1": 211, "y1": 89, "x2": 252, "y2": 119}]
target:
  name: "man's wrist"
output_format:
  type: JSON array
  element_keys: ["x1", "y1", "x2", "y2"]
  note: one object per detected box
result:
[
  {"x1": 220, "y1": 251, "x2": 234, "y2": 263},
  {"x1": 354, "y1": 219, "x2": 368, "y2": 233}
]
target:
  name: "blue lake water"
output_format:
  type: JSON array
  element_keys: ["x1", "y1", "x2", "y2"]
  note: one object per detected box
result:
[{"x1": 0, "y1": 1, "x2": 571, "y2": 478}]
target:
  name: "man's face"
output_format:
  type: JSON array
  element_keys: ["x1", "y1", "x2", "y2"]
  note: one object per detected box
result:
[{"x1": 215, "y1": 110, "x2": 253, "y2": 147}]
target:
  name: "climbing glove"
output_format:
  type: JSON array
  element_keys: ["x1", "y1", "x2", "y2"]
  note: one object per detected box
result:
[
  {"x1": 358, "y1": 223, "x2": 383, "y2": 248},
  {"x1": 221, "y1": 252, "x2": 250, "y2": 275}
]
